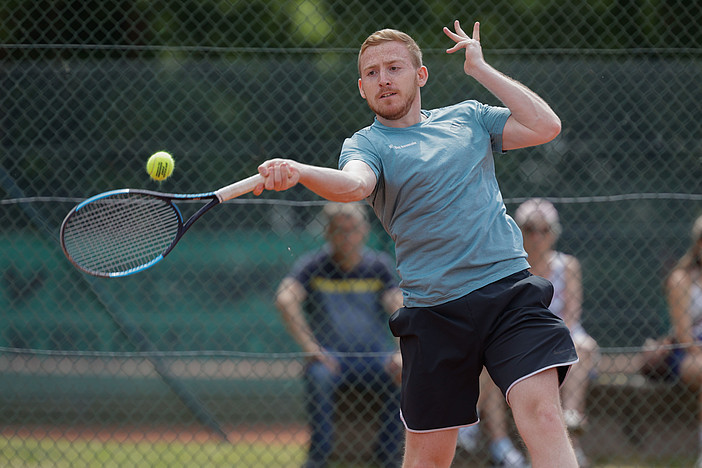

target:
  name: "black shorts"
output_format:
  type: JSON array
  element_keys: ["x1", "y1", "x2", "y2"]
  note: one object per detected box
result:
[{"x1": 388, "y1": 270, "x2": 578, "y2": 432}]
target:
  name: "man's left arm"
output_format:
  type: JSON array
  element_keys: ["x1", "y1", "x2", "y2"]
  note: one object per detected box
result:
[{"x1": 444, "y1": 20, "x2": 561, "y2": 150}]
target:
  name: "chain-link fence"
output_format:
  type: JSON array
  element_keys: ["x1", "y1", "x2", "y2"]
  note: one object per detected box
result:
[{"x1": 2, "y1": 1, "x2": 702, "y2": 466}]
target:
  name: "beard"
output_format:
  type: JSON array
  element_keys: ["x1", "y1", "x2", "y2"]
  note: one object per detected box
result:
[{"x1": 366, "y1": 80, "x2": 419, "y2": 121}]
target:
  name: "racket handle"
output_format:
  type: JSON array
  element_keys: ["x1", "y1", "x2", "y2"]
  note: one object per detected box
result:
[{"x1": 214, "y1": 174, "x2": 264, "y2": 202}]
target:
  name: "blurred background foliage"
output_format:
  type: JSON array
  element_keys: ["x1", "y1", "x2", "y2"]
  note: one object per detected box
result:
[{"x1": 2, "y1": 0, "x2": 701, "y2": 51}]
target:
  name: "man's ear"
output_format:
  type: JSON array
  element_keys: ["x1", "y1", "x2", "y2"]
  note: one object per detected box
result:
[
  {"x1": 358, "y1": 78, "x2": 366, "y2": 99},
  {"x1": 418, "y1": 66, "x2": 429, "y2": 88}
]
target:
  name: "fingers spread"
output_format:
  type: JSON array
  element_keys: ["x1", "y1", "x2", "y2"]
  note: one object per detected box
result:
[
  {"x1": 454, "y1": 19, "x2": 466, "y2": 36},
  {"x1": 443, "y1": 25, "x2": 465, "y2": 53},
  {"x1": 442, "y1": 26, "x2": 458, "y2": 41}
]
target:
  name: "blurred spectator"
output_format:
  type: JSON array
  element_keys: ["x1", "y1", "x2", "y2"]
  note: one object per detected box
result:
[
  {"x1": 275, "y1": 202, "x2": 404, "y2": 468},
  {"x1": 458, "y1": 198, "x2": 598, "y2": 467},
  {"x1": 664, "y1": 214, "x2": 702, "y2": 468},
  {"x1": 514, "y1": 198, "x2": 598, "y2": 467}
]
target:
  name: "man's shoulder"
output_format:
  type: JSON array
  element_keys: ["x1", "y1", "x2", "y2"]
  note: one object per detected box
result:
[
  {"x1": 343, "y1": 123, "x2": 383, "y2": 152},
  {"x1": 429, "y1": 100, "x2": 510, "y2": 136},
  {"x1": 429, "y1": 99, "x2": 483, "y2": 117}
]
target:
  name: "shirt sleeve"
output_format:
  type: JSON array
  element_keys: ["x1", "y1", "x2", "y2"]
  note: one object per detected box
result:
[
  {"x1": 479, "y1": 103, "x2": 511, "y2": 154},
  {"x1": 338, "y1": 132, "x2": 381, "y2": 177}
]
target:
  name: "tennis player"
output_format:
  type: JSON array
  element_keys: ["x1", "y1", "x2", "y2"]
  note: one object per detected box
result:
[{"x1": 254, "y1": 20, "x2": 579, "y2": 468}]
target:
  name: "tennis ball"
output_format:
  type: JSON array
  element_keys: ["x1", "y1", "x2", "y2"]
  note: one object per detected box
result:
[{"x1": 146, "y1": 151, "x2": 175, "y2": 181}]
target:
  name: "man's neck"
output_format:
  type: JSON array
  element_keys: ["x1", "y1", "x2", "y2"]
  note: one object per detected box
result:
[{"x1": 376, "y1": 94, "x2": 424, "y2": 128}]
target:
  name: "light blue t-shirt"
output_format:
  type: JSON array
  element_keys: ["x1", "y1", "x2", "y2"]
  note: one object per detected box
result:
[{"x1": 338, "y1": 100, "x2": 529, "y2": 307}]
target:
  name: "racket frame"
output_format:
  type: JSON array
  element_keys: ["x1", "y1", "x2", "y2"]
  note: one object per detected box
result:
[{"x1": 60, "y1": 174, "x2": 263, "y2": 277}]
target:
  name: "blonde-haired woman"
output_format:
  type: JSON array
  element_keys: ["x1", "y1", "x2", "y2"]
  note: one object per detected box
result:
[{"x1": 665, "y1": 214, "x2": 702, "y2": 468}]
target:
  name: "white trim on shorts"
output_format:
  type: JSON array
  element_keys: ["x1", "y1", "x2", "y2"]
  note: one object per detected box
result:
[
  {"x1": 504, "y1": 358, "x2": 580, "y2": 407},
  {"x1": 399, "y1": 412, "x2": 482, "y2": 433}
]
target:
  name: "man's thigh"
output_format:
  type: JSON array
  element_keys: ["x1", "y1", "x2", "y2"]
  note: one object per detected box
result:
[{"x1": 507, "y1": 367, "x2": 562, "y2": 421}]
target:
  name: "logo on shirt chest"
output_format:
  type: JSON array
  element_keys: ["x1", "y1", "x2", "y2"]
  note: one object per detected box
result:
[{"x1": 388, "y1": 141, "x2": 418, "y2": 150}]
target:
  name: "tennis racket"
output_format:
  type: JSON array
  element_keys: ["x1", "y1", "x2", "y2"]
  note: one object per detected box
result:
[{"x1": 60, "y1": 174, "x2": 263, "y2": 278}]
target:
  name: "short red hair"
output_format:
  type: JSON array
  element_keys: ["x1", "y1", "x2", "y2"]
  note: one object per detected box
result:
[{"x1": 358, "y1": 29, "x2": 423, "y2": 75}]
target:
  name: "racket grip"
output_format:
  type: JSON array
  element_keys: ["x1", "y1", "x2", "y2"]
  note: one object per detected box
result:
[{"x1": 214, "y1": 174, "x2": 264, "y2": 202}]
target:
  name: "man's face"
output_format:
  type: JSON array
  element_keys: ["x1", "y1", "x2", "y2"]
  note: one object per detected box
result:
[{"x1": 358, "y1": 41, "x2": 427, "y2": 125}]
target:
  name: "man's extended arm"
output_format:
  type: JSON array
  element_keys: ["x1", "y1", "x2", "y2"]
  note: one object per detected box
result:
[{"x1": 253, "y1": 159, "x2": 376, "y2": 202}]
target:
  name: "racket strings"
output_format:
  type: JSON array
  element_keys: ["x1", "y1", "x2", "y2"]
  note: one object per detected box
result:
[{"x1": 62, "y1": 193, "x2": 181, "y2": 275}]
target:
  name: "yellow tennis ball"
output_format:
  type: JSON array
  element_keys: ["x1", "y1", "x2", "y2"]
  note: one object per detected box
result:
[{"x1": 146, "y1": 151, "x2": 175, "y2": 181}]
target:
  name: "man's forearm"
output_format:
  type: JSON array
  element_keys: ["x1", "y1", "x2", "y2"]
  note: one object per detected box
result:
[{"x1": 297, "y1": 162, "x2": 375, "y2": 202}]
